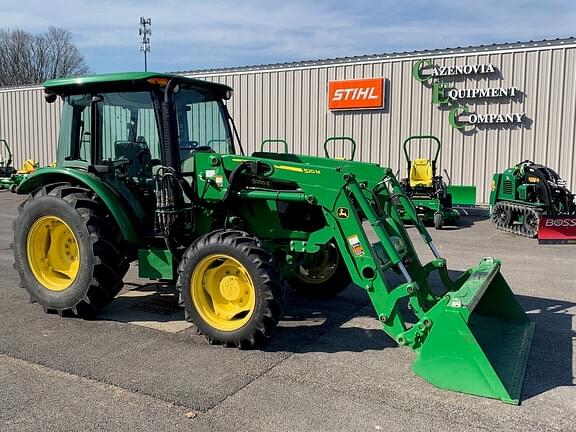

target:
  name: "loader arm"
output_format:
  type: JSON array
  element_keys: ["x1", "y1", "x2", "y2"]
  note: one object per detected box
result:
[{"x1": 193, "y1": 152, "x2": 534, "y2": 404}]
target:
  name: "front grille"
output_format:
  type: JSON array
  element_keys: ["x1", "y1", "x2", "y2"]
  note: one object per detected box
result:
[{"x1": 503, "y1": 180, "x2": 514, "y2": 195}]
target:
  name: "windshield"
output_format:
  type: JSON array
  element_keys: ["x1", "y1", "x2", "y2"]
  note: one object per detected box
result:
[{"x1": 174, "y1": 87, "x2": 233, "y2": 161}]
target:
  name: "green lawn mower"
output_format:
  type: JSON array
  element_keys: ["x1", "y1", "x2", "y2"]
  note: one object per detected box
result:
[
  {"x1": 0, "y1": 140, "x2": 38, "y2": 192},
  {"x1": 398, "y1": 135, "x2": 462, "y2": 229},
  {"x1": 0, "y1": 139, "x2": 16, "y2": 180}
]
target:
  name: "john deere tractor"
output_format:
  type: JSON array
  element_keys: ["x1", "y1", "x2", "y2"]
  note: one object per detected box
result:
[{"x1": 13, "y1": 72, "x2": 534, "y2": 403}]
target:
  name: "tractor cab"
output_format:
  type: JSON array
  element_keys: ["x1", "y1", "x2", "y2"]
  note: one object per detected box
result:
[
  {"x1": 42, "y1": 72, "x2": 235, "y2": 234},
  {"x1": 44, "y1": 72, "x2": 235, "y2": 174}
]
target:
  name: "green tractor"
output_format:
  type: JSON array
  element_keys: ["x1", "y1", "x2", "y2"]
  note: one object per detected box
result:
[
  {"x1": 13, "y1": 72, "x2": 533, "y2": 403},
  {"x1": 398, "y1": 135, "x2": 475, "y2": 229}
]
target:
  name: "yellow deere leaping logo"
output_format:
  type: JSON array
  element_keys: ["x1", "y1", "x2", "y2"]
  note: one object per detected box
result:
[{"x1": 337, "y1": 207, "x2": 349, "y2": 219}]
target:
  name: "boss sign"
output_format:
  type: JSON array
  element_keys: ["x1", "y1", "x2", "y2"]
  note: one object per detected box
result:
[{"x1": 328, "y1": 78, "x2": 384, "y2": 110}]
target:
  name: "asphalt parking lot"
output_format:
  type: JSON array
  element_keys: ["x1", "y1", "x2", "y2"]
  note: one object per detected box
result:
[{"x1": 0, "y1": 190, "x2": 574, "y2": 432}]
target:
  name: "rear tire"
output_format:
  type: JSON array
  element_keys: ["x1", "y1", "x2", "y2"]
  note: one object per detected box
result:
[
  {"x1": 13, "y1": 184, "x2": 129, "y2": 317},
  {"x1": 177, "y1": 230, "x2": 284, "y2": 348}
]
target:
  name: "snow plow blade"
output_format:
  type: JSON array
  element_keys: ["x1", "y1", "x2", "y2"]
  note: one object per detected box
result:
[{"x1": 537, "y1": 216, "x2": 576, "y2": 244}]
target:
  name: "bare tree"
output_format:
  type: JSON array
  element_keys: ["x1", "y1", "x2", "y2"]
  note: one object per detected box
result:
[{"x1": 0, "y1": 27, "x2": 89, "y2": 87}]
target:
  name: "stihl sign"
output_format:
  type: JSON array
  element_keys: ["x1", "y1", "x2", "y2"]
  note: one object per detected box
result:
[
  {"x1": 538, "y1": 216, "x2": 576, "y2": 244},
  {"x1": 328, "y1": 78, "x2": 384, "y2": 110}
]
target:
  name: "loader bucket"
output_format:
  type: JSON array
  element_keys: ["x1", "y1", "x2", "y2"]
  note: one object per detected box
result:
[{"x1": 412, "y1": 259, "x2": 534, "y2": 404}]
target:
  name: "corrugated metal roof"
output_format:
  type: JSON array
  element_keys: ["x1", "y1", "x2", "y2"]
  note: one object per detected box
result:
[
  {"x1": 1, "y1": 36, "x2": 574, "y2": 91},
  {"x1": 0, "y1": 83, "x2": 43, "y2": 93},
  {"x1": 177, "y1": 36, "x2": 576, "y2": 75}
]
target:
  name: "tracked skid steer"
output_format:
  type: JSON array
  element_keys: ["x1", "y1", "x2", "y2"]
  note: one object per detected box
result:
[
  {"x1": 12, "y1": 72, "x2": 533, "y2": 404},
  {"x1": 490, "y1": 160, "x2": 576, "y2": 241}
]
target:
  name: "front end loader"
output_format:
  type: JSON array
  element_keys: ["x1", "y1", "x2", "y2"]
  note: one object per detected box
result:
[{"x1": 13, "y1": 72, "x2": 533, "y2": 404}]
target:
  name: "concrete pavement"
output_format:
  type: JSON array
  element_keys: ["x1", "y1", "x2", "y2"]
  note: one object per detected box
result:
[{"x1": 0, "y1": 191, "x2": 574, "y2": 431}]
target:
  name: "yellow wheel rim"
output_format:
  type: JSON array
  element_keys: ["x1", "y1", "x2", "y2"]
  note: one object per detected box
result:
[
  {"x1": 26, "y1": 216, "x2": 80, "y2": 292},
  {"x1": 295, "y1": 245, "x2": 339, "y2": 285},
  {"x1": 191, "y1": 254, "x2": 255, "y2": 332}
]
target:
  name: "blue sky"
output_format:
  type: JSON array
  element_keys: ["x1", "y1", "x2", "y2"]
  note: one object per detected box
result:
[{"x1": 1, "y1": 0, "x2": 575, "y2": 73}]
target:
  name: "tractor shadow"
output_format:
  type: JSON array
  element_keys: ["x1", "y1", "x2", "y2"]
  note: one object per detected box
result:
[
  {"x1": 445, "y1": 206, "x2": 489, "y2": 229},
  {"x1": 266, "y1": 270, "x2": 575, "y2": 403},
  {"x1": 264, "y1": 286, "x2": 393, "y2": 353},
  {"x1": 99, "y1": 267, "x2": 574, "y2": 402},
  {"x1": 96, "y1": 282, "x2": 192, "y2": 333}
]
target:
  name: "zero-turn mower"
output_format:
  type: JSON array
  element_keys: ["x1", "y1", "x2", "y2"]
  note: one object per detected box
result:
[
  {"x1": 398, "y1": 135, "x2": 474, "y2": 229},
  {"x1": 0, "y1": 139, "x2": 16, "y2": 179},
  {"x1": 0, "y1": 139, "x2": 37, "y2": 192}
]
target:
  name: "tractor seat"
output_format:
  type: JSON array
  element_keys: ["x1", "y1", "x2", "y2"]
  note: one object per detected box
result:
[
  {"x1": 115, "y1": 138, "x2": 152, "y2": 178},
  {"x1": 409, "y1": 158, "x2": 433, "y2": 188}
]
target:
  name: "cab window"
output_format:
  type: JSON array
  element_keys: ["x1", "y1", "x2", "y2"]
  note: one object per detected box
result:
[{"x1": 174, "y1": 88, "x2": 232, "y2": 161}]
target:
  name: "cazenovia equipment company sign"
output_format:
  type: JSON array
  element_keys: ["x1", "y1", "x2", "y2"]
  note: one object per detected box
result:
[
  {"x1": 412, "y1": 59, "x2": 526, "y2": 130},
  {"x1": 328, "y1": 78, "x2": 384, "y2": 110}
]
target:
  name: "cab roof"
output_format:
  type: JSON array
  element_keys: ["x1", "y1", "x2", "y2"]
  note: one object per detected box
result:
[{"x1": 44, "y1": 72, "x2": 232, "y2": 96}]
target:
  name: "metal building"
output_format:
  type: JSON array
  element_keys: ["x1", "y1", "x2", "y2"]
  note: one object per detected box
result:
[{"x1": 1, "y1": 37, "x2": 575, "y2": 203}]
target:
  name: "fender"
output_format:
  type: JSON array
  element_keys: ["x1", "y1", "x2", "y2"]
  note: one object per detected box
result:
[{"x1": 17, "y1": 167, "x2": 141, "y2": 244}]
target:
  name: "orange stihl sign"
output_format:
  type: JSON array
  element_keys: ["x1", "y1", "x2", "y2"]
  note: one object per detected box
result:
[{"x1": 328, "y1": 78, "x2": 384, "y2": 110}]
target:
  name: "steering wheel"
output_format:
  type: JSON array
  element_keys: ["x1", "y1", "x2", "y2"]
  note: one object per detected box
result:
[{"x1": 180, "y1": 140, "x2": 200, "y2": 151}]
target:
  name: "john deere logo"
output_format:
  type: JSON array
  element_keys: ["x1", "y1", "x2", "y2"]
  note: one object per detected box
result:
[{"x1": 337, "y1": 207, "x2": 349, "y2": 219}]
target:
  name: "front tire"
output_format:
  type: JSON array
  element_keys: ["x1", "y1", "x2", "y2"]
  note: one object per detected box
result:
[
  {"x1": 177, "y1": 230, "x2": 284, "y2": 348},
  {"x1": 289, "y1": 243, "x2": 351, "y2": 297},
  {"x1": 13, "y1": 184, "x2": 129, "y2": 316},
  {"x1": 433, "y1": 212, "x2": 444, "y2": 230}
]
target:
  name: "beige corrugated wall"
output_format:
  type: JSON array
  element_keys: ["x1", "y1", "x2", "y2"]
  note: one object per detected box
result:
[
  {"x1": 188, "y1": 42, "x2": 576, "y2": 203},
  {"x1": 1, "y1": 40, "x2": 575, "y2": 203},
  {"x1": 0, "y1": 85, "x2": 62, "y2": 168}
]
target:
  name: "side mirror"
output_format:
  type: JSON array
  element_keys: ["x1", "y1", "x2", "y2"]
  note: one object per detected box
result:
[{"x1": 45, "y1": 93, "x2": 57, "y2": 103}]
